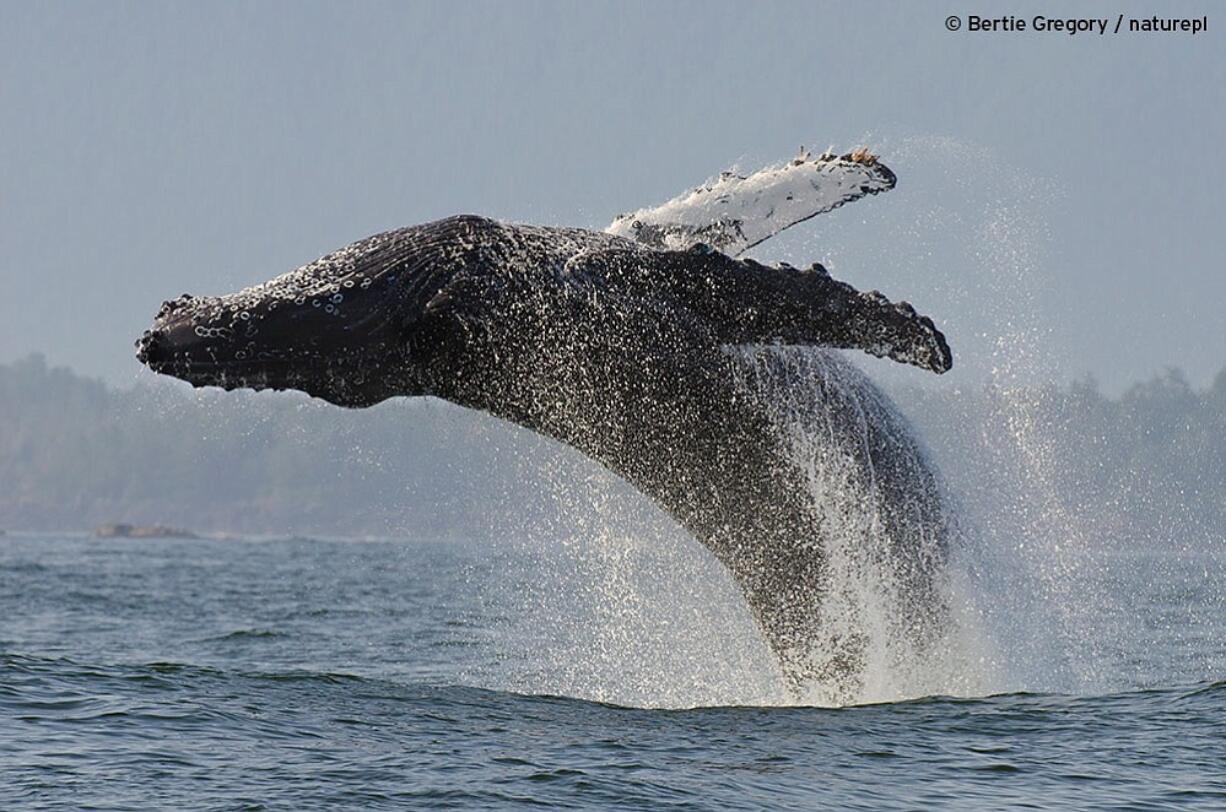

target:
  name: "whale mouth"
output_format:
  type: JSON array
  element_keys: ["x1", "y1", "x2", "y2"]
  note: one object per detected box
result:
[
  {"x1": 136, "y1": 327, "x2": 315, "y2": 397},
  {"x1": 136, "y1": 320, "x2": 294, "y2": 379},
  {"x1": 135, "y1": 336, "x2": 289, "y2": 389},
  {"x1": 136, "y1": 332, "x2": 396, "y2": 407},
  {"x1": 134, "y1": 290, "x2": 412, "y2": 408},
  {"x1": 134, "y1": 297, "x2": 294, "y2": 385}
]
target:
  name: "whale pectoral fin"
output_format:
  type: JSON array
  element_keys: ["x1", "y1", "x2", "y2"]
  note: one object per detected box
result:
[
  {"x1": 606, "y1": 149, "x2": 897, "y2": 256},
  {"x1": 564, "y1": 249, "x2": 952, "y2": 374}
]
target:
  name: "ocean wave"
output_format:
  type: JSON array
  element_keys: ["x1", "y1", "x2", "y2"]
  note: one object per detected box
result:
[{"x1": 5, "y1": 650, "x2": 1225, "y2": 715}]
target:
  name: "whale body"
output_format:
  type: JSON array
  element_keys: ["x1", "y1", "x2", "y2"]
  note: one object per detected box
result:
[{"x1": 136, "y1": 152, "x2": 955, "y2": 695}]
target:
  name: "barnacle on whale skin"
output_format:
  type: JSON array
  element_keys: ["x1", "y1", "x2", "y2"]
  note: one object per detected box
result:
[{"x1": 847, "y1": 146, "x2": 878, "y2": 166}]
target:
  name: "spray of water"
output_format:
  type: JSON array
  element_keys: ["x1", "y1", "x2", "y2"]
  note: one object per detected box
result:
[
  {"x1": 728, "y1": 346, "x2": 963, "y2": 704},
  {"x1": 962, "y1": 174, "x2": 1125, "y2": 693},
  {"x1": 858, "y1": 137, "x2": 1136, "y2": 695}
]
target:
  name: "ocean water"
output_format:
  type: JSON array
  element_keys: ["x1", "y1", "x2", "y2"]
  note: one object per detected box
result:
[{"x1": 3, "y1": 532, "x2": 1226, "y2": 810}]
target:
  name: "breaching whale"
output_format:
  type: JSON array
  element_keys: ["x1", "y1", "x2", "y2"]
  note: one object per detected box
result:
[{"x1": 136, "y1": 149, "x2": 954, "y2": 695}]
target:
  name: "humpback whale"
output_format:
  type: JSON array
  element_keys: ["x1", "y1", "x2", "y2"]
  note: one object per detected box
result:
[{"x1": 136, "y1": 149, "x2": 954, "y2": 695}]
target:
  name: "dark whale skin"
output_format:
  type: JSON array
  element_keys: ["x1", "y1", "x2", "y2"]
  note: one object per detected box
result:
[{"x1": 137, "y1": 215, "x2": 953, "y2": 694}]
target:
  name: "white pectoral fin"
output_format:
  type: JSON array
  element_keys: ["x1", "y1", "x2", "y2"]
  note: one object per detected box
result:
[{"x1": 606, "y1": 148, "x2": 897, "y2": 256}]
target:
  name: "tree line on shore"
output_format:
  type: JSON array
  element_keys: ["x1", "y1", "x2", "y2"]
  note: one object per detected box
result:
[{"x1": 2, "y1": 353, "x2": 1223, "y2": 545}]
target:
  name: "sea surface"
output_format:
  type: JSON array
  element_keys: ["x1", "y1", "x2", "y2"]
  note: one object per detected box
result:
[{"x1": 3, "y1": 532, "x2": 1226, "y2": 810}]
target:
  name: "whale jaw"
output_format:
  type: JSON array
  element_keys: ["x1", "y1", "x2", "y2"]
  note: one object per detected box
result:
[{"x1": 135, "y1": 292, "x2": 421, "y2": 409}]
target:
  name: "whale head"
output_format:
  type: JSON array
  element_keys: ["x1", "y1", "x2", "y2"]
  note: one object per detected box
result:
[{"x1": 135, "y1": 229, "x2": 452, "y2": 408}]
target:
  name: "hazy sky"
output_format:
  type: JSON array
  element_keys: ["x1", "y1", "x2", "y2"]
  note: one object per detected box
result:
[{"x1": 2, "y1": 1, "x2": 1222, "y2": 392}]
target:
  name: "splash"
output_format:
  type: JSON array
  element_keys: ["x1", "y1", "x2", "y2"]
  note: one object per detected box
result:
[
  {"x1": 731, "y1": 346, "x2": 993, "y2": 705},
  {"x1": 950, "y1": 152, "x2": 1119, "y2": 693},
  {"x1": 474, "y1": 342, "x2": 988, "y2": 709},
  {"x1": 466, "y1": 466, "x2": 789, "y2": 708}
]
